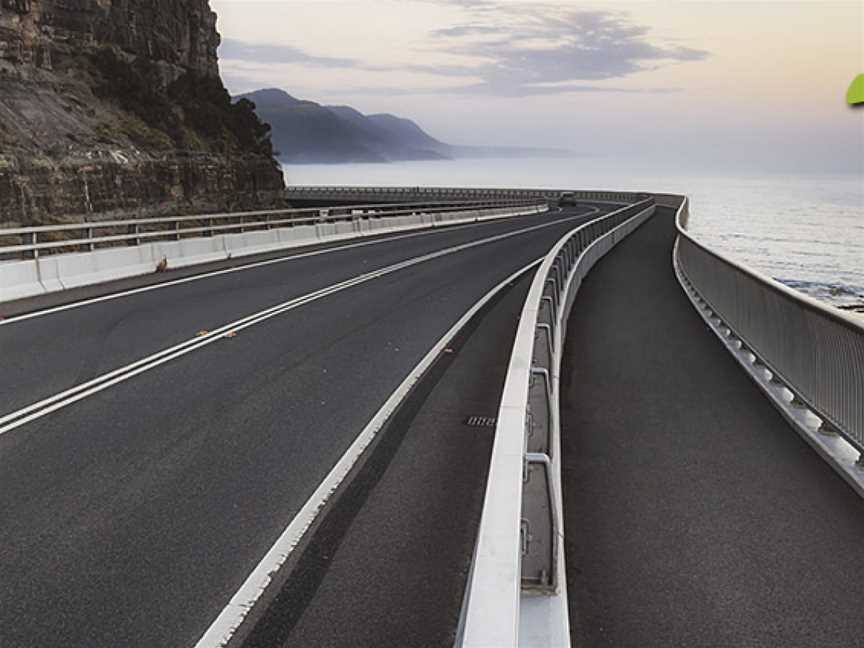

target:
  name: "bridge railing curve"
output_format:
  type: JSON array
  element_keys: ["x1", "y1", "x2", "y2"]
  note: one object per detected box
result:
[
  {"x1": 457, "y1": 197, "x2": 656, "y2": 647},
  {"x1": 674, "y1": 198, "x2": 864, "y2": 461},
  {"x1": 284, "y1": 185, "x2": 648, "y2": 205}
]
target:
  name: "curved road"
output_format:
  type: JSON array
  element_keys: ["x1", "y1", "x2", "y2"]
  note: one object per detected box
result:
[{"x1": 0, "y1": 204, "x2": 611, "y2": 647}]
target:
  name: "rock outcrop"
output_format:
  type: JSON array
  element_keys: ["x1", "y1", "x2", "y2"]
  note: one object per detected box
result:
[{"x1": 0, "y1": 0, "x2": 284, "y2": 226}]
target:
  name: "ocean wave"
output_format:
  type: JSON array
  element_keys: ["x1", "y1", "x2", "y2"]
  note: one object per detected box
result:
[{"x1": 776, "y1": 278, "x2": 864, "y2": 310}]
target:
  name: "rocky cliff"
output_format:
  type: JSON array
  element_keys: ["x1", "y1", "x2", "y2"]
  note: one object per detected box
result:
[{"x1": 0, "y1": 0, "x2": 284, "y2": 226}]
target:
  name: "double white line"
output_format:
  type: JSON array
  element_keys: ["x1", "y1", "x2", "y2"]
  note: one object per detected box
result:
[{"x1": 0, "y1": 213, "x2": 586, "y2": 438}]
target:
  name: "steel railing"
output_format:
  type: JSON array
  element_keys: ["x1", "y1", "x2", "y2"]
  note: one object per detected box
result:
[
  {"x1": 674, "y1": 197, "x2": 864, "y2": 459},
  {"x1": 458, "y1": 197, "x2": 656, "y2": 647},
  {"x1": 0, "y1": 199, "x2": 537, "y2": 260},
  {"x1": 285, "y1": 185, "x2": 648, "y2": 204}
]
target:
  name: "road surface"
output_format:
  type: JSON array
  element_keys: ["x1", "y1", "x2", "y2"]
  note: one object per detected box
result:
[
  {"x1": 0, "y1": 204, "x2": 609, "y2": 647},
  {"x1": 561, "y1": 207, "x2": 864, "y2": 648}
]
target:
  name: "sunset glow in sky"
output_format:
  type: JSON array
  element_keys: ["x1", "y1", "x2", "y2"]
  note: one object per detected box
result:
[{"x1": 212, "y1": 1, "x2": 863, "y2": 173}]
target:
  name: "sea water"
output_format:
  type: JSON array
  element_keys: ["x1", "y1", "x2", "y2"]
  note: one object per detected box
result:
[{"x1": 282, "y1": 159, "x2": 863, "y2": 310}]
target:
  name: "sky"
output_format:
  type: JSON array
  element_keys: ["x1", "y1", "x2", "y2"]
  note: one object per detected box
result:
[{"x1": 212, "y1": 1, "x2": 863, "y2": 174}]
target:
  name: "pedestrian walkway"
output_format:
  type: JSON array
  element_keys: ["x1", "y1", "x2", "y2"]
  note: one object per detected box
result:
[{"x1": 560, "y1": 207, "x2": 864, "y2": 648}]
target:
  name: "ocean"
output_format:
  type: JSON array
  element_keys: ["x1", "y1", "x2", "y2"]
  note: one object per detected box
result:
[{"x1": 282, "y1": 159, "x2": 864, "y2": 312}]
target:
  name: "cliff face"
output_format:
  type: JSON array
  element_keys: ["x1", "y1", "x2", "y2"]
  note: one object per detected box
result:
[{"x1": 0, "y1": 0, "x2": 284, "y2": 226}]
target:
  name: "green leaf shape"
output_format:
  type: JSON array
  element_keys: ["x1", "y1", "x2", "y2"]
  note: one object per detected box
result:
[{"x1": 848, "y1": 74, "x2": 864, "y2": 105}]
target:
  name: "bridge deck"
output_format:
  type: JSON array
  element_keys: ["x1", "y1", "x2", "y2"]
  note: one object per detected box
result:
[
  {"x1": 0, "y1": 206, "x2": 600, "y2": 648},
  {"x1": 560, "y1": 207, "x2": 864, "y2": 647},
  {"x1": 262, "y1": 273, "x2": 530, "y2": 648}
]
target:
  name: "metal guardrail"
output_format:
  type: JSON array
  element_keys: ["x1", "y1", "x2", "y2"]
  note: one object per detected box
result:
[
  {"x1": 458, "y1": 197, "x2": 656, "y2": 647},
  {"x1": 0, "y1": 199, "x2": 535, "y2": 260},
  {"x1": 0, "y1": 186, "x2": 646, "y2": 261},
  {"x1": 285, "y1": 185, "x2": 647, "y2": 205},
  {"x1": 674, "y1": 198, "x2": 864, "y2": 459}
]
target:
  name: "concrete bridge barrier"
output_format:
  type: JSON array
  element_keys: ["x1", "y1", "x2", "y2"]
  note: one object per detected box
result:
[
  {"x1": 0, "y1": 201, "x2": 548, "y2": 305},
  {"x1": 457, "y1": 197, "x2": 656, "y2": 648}
]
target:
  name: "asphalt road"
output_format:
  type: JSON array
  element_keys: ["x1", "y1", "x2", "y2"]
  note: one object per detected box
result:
[
  {"x1": 253, "y1": 273, "x2": 533, "y2": 648},
  {"x1": 0, "y1": 205, "x2": 607, "y2": 647},
  {"x1": 561, "y1": 207, "x2": 864, "y2": 648},
  {"x1": 0, "y1": 206, "x2": 601, "y2": 417}
]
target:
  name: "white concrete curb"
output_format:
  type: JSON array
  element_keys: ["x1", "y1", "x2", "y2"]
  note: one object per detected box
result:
[
  {"x1": 458, "y1": 201, "x2": 655, "y2": 648},
  {"x1": 0, "y1": 205, "x2": 547, "y2": 305}
]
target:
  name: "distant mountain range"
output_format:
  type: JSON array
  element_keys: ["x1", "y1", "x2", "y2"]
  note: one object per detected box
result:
[{"x1": 234, "y1": 88, "x2": 572, "y2": 164}]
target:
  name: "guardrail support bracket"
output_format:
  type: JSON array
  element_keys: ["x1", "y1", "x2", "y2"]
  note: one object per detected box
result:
[
  {"x1": 818, "y1": 420, "x2": 840, "y2": 436},
  {"x1": 521, "y1": 453, "x2": 556, "y2": 593}
]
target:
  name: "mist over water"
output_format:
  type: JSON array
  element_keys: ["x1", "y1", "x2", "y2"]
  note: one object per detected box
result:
[{"x1": 283, "y1": 158, "x2": 864, "y2": 310}]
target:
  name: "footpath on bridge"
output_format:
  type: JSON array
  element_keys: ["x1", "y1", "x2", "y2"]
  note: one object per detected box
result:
[{"x1": 560, "y1": 207, "x2": 864, "y2": 647}]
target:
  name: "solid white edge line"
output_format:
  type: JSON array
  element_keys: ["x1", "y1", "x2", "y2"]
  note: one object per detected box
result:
[
  {"x1": 0, "y1": 213, "x2": 589, "y2": 436},
  {"x1": 0, "y1": 207, "x2": 552, "y2": 326},
  {"x1": 191, "y1": 257, "x2": 544, "y2": 648}
]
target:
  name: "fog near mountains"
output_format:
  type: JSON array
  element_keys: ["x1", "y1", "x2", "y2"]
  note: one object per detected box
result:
[
  {"x1": 214, "y1": 1, "x2": 861, "y2": 175},
  {"x1": 236, "y1": 88, "x2": 570, "y2": 164}
]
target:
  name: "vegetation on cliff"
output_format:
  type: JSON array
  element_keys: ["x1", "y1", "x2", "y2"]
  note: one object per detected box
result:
[
  {"x1": 0, "y1": 0, "x2": 284, "y2": 226},
  {"x1": 92, "y1": 49, "x2": 276, "y2": 161}
]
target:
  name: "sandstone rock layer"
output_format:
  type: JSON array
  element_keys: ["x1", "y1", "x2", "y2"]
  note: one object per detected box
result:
[{"x1": 0, "y1": 0, "x2": 284, "y2": 225}]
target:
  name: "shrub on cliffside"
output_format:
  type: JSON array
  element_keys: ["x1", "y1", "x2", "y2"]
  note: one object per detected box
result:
[
  {"x1": 92, "y1": 48, "x2": 179, "y2": 143},
  {"x1": 92, "y1": 48, "x2": 275, "y2": 160},
  {"x1": 167, "y1": 73, "x2": 275, "y2": 158}
]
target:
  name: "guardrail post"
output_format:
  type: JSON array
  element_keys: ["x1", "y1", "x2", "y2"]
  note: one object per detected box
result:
[
  {"x1": 84, "y1": 226, "x2": 95, "y2": 252},
  {"x1": 818, "y1": 420, "x2": 839, "y2": 436},
  {"x1": 127, "y1": 223, "x2": 141, "y2": 246},
  {"x1": 23, "y1": 232, "x2": 38, "y2": 260},
  {"x1": 175, "y1": 220, "x2": 181, "y2": 241}
]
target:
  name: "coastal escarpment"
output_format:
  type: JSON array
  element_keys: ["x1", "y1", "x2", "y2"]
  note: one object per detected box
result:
[{"x1": 0, "y1": 0, "x2": 284, "y2": 226}]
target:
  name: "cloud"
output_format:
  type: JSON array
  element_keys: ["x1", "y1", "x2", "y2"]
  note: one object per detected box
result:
[
  {"x1": 219, "y1": 5, "x2": 709, "y2": 97},
  {"x1": 317, "y1": 83, "x2": 681, "y2": 98},
  {"x1": 219, "y1": 38, "x2": 363, "y2": 69},
  {"x1": 430, "y1": 24, "x2": 508, "y2": 37},
  {"x1": 426, "y1": 8, "x2": 709, "y2": 94}
]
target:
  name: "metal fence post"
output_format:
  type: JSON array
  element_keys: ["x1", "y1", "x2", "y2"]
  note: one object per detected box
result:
[
  {"x1": 127, "y1": 223, "x2": 141, "y2": 246},
  {"x1": 23, "y1": 231, "x2": 38, "y2": 260}
]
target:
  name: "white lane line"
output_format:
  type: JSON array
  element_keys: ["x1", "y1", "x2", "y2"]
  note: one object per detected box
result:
[
  {"x1": 0, "y1": 225, "x2": 459, "y2": 325},
  {"x1": 0, "y1": 213, "x2": 588, "y2": 437},
  {"x1": 0, "y1": 207, "x2": 593, "y2": 326},
  {"x1": 191, "y1": 257, "x2": 543, "y2": 648}
]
